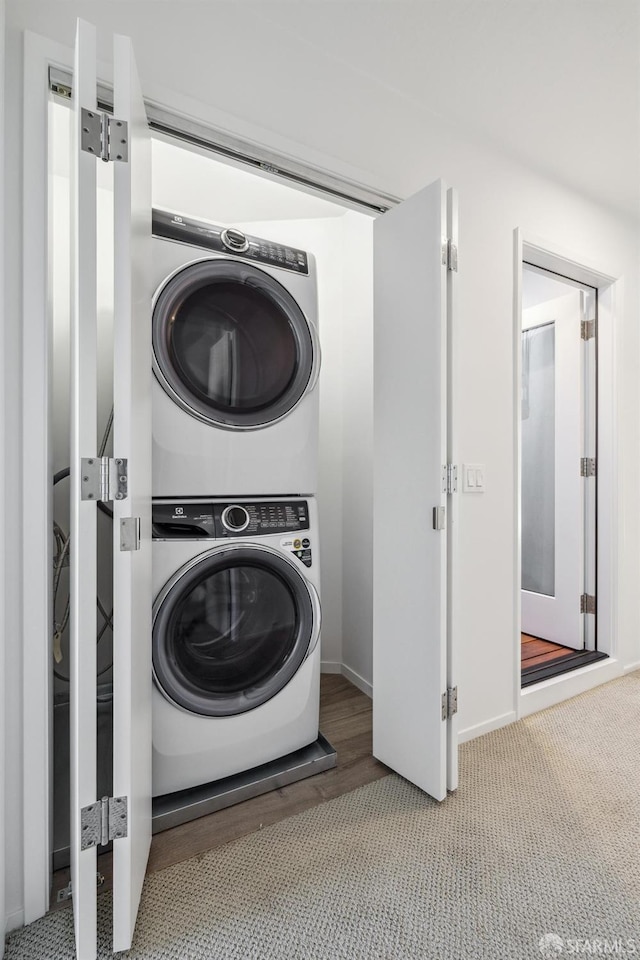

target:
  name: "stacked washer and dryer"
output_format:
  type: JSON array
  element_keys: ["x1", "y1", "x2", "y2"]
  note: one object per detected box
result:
[{"x1": 150, "y1": 209, "x2": 322, "y2": 797}]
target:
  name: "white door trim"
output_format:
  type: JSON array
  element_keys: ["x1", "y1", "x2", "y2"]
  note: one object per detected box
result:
[
  {"x1": 21, "y1": 29, "x2": 78, "y2": 926},
  {"x1": 1, "y1": 0, "x2": 6, "y2": 942},
  {"x1": 513, "y1": 228, "x2": 619, "y2": 720}
]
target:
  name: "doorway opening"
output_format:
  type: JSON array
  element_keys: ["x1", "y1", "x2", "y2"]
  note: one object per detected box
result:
[
  {"x1": 520, "y1": 262, "x2": 607, "y2": 687},
  {"x1": 48, "y1": 94, "x2": 381, "y2": 878}
]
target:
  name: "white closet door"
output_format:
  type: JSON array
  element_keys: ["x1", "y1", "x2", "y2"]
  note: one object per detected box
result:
[
  {"x1": 372, "y1": 179, "x2": 454, "y2": 802},
  {"x1": 111, "y1": 32, "x2": 153, "y2": 954},
  {"x1": 70, "y1": 20, "x2": 152, "y2": 958},
  {"x1": 70, "y1": 18, "x2": 99, "y2": 960}
]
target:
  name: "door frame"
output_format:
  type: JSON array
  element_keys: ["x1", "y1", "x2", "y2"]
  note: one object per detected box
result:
[
  {"x1": 512, "y1": 228, "x2": 620, "y2": 720},
  {"x1": 18, "y1": 28, "x2": 417, "y2": 926}
]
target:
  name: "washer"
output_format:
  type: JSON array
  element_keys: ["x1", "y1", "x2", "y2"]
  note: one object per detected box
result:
[
  {"x1": 152, "y1": 495, "x2": 321, "y2": 797},
  {"x1": 152, "y1": 209, "x2": 320, "y2": 497}
]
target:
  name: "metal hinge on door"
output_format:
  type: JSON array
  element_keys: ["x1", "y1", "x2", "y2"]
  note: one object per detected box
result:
[
  {"x1": 441, "y1": 686, "x2": 458, "y2": 720},
  {"x1": 580, "y1": 594, "x2": 596, "y2": 615},
  {"x1": 81, "y1": 107, "x2": 129, "y2": 162},
  {"x1": 120, "y1": 516, "x2": 141, "y2": 552},
  {"x1": 81, "y1": 457, "x2": 128, "y2": 502},
  {"x1": 56, "y1": 873, "x2": 105, "y2": 904},
  {"x1": 80, "y1": 796, "x2": 128, "y2": 850},
  {"x1": 580, "y1": 457, "x2": 596, "y2": 477},
  {"x1": 442, "y1": 464, "x2": 458, "y2": 494},
  {"x1": 581, "y1": 319, "x2": 596, "y2": 341},
  {"x1": 442, "y1": 238, "x2": 458, "y2": 272}
]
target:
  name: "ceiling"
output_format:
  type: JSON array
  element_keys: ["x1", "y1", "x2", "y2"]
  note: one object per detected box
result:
[
  {"x1": 252, "y1": 0, "x2": 639, "y2": 218},
  {"x1": 9, "y1": 0, "x2": 640, "y2": 219}
]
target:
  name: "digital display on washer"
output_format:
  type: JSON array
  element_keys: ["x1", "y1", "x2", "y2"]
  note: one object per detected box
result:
[{"x1": 152, "y1": 209, "x2": 309, "y2": 275}]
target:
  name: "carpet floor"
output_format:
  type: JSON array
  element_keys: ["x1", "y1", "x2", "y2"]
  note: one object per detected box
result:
[{"x1": 6, "y1": 672, "x2": 640, "y2": 959}]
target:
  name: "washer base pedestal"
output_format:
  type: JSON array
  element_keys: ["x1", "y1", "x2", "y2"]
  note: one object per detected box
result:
[{"x1": 151, "y1": 733, "x2": 336, "y2": 834}]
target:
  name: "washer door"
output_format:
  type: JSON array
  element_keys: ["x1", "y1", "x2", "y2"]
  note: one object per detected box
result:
[
  {"x1": 153, "y1": 545, "x2": 320, "y2": 717},
  {"x1": 152, "y1": 259, "x2": 317, "y2": 429}
]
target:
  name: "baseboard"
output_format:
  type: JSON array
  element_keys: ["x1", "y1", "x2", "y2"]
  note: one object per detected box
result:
[
  {"x1": 520, "y1": 657, "x2": 622, "y2": 718},
  {"x1": 320, "y1": 661, "x2": 342, "y2": 674},
  {"x1": 458, "y1": 711, "x2": 516, "y2": 744},
  {"x1": 340, "y1": 664, "x2": 372, "y2": 699},
  {"x1": 623, "y1": 661, "x2": 640, "y2": 675},
  {"x1": 5, "y1": 907, "x2": 25, "y2": 934}
]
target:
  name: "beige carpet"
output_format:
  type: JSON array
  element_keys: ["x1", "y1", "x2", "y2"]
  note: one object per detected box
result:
[{"x1": 6, "y1": 672, "x2": 640, "y2": 959}]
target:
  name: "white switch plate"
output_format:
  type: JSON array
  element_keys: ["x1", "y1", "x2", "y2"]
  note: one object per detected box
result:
[{"x1": 463, "y1": 463, "x2": 485, "y2": 493}]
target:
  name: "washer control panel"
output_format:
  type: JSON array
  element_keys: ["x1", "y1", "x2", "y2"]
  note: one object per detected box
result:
[
  {"x1": 152, "y1": 499, "x2": 310, "y2": 540},
  {"x1": 153, "y1": 208, "x2": 309, "y2": 275}
]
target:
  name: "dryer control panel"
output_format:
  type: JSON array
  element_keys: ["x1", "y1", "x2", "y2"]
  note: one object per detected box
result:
[
  {"x1": 152, "y1": 499, "x2": 310, "y2": 540},
  {"x1": 152, "y1": 209, "x2": 310, "y2": 275}
]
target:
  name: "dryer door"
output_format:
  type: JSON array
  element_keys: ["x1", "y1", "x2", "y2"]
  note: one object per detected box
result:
[
  {"x1": 153, "y1": 545, "x2": 320, "y2": 716},
  {"x1": 152, "y1": 260, "x2": 318, "y2": 429}
]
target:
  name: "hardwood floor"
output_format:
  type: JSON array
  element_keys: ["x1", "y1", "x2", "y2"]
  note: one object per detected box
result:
[
  {"x1": 51, "y1": 674, "x2": 387, "y2": 909},
  {"x1": 521, "y1": 633, "x2": 575, "y2": 669}
]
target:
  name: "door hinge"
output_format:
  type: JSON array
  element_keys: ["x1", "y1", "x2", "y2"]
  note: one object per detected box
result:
[
  {"x1": 580, "y1": 594, "x2": 596, "y2": 615},
  {"x1": 81, "y1": 457, "x2": 128, "y2": 502},
  {"x1": 120, "y1": 516, "x2": 141, "y2": 552},
  {"x1": 80, "y1": 796, "x2": 128, "y2": 850},
  {"x1": 433, "y1": 505, "x2": 446, "y2": 531},
  {"x1": 442, "y1": 237, "x2": 458, "y2": 272},
  {"x1": 580, "y1": 457, "x2": 596, "y2": 478},
  {"x1": 56, "y1": 873, "x2": 104, "y2": 904},
  {"x1": 81, "y1": 108, "x2": 129, "y2": 163},
  {"x1": 441, "y1": 686, "x2": 458, "y2": 720},
  {"x1": 442, "y1": 464, "x2": 458, "y2": 494},
  {"x1": 581, "y1": 319, "x2": 596, "y2": 341}
]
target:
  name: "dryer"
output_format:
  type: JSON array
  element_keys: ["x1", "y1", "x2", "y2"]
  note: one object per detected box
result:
[
  {"x1": 152, "y1": 495, "x2": 321, "y2": 797},
  {"x1": 151, "y1": 210, "x2": 320, "y2": 497}
]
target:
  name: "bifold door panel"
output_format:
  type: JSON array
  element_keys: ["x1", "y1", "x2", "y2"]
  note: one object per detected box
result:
[
  {"x1": 70, "y1": 20, "x2": 100, "y2": 958},
  {"x1": 70, "y1": 19, "x2": 152, "y2": 960},
  {"x1": 372, "y1": 179, "x2": 458, "y2": 802}
]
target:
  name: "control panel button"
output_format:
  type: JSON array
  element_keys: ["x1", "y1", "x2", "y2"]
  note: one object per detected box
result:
[
  {"x1": 220, "y1": 228, "x2": 249, "y2": 253},
  {"x1": 221, "y1": 504, "x2": 250, "y2": 532}
]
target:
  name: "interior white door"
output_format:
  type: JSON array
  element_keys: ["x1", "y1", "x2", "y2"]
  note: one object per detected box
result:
[
  {"x1": 372, "y1": 179, "x2": 454, "y2": 802},
  {"x1": 70, "y1": 18, "x2": 99, "y2": 960},
  {"x1": 111, "y1": 33, "x2": 153, "y2": 954},
  {"x1": 521, "y1": 290, "x2": 584, "y2": 649}
]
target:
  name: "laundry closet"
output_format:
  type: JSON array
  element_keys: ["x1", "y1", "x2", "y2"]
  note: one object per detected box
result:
[
  {"x1": 50, "y1": 98, "x2": 377, "y2": 863},
  {"x1": 44, "y1": 24, "x2": 458, "y2": 958}
]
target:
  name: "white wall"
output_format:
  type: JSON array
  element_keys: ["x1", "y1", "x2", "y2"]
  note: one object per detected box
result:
[
  {"x1": 3, "y1": 0, "x2": 640, "y2": 929},
  {"x1": 340, "y1": 213, "x2": 374, "y2": 692}
]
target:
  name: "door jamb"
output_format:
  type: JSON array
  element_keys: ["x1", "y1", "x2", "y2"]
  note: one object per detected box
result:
[{"x1": 512, "y1": 228, "x2": 619, "y2": 720}]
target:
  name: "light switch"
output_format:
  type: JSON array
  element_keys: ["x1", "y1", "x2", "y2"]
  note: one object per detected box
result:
[{"x1": 463, "y1": 464, "x2": 485, "y2": 493}]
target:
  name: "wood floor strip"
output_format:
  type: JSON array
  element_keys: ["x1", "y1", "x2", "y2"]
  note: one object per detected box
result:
[{"x1": 520, "y1": 634, "x2": 576, "y2": 671}]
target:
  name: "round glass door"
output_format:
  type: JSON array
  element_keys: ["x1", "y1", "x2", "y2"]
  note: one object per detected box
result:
[
  {"x1": 153, "y1": 547, "x2": 316, "y2": 716},
  {"x1": 152, "y1": 260, "x2": 316, "y2": 429}
]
